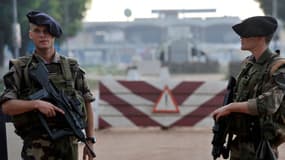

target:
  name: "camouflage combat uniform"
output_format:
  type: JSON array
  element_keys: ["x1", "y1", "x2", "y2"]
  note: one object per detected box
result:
[
  {"x1": 230, "y1": 49, "x2": 285, "y2": 160},
  {"x1": 0, "y1": 53, "x2": 95, "y2": 160}
]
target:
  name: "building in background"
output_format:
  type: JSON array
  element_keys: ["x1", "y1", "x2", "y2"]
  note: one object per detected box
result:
[{"x1": 61, "y1": 10, "x2": 254, "y2": 73}]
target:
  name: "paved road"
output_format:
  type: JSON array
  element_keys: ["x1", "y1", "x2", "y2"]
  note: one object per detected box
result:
[
  {"x1": 79, "y1": 127, "x2": 285, "y2": 160},
  {"x1": 5, "y1": 125, "x2": 285, "y2": 159}
]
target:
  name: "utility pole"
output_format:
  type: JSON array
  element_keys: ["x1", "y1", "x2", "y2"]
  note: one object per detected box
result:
[
  {"x1": 64, "y1": 0, "x2": 71, "y2": 57},
  {"x1": 12, "y1": 0, "x2": 21, "y2": 58},
  {"x1": 272, "y1": 0, "x2": 279, "y2": 51},
  {"x1": 272, "y1": 0, "x2": 278, "y2": 18}
]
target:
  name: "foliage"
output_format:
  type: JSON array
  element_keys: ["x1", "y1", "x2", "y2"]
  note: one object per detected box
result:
[
  {"x1": 87, "y1": 79, "x2": 99, "y2": 90},
  {"x1": 0, "y1": 0, "x2": 91, "y2": 67},
  {"x1": 84, "y1": 65, "x2": 126, "y2": 76},
  {"x1": 255, "y1": 0, "x2": 285, "y2": 22},
  {"x1": 84, "y1": 65, "x2": 127, "y2": 90}
]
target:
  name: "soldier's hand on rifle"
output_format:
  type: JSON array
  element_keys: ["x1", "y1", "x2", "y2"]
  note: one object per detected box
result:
[
  {"x1": 33, "y1": 100, "x2": 65, "y2": 117},
  {"x1": 212, "y1": 102, "x2": 252, "y2": 121},
  {"x1": 212, "y1": 104, "x2": 232, "y2": 121},
  {"x1": 83, "y1": 142, "x2": 95, "y2": 160}
]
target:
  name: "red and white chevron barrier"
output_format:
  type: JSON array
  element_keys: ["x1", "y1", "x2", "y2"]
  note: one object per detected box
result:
[{"x1": 98, "y1": 80, "x2": 227, "y2": 129}]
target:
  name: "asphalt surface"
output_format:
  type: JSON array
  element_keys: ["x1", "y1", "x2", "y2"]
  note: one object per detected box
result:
[{"x1": 79, "y1": 127, "x2": 285, "y2": 160}]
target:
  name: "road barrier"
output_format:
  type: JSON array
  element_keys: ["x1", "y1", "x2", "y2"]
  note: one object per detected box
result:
[{"x1": 98, "y1": 79, "x2": 227, "y2": 129}]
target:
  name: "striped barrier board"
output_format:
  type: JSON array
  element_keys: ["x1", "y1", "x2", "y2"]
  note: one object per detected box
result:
[{"x1": 98, "y1": 80, "x2": 227, "y2": 129}]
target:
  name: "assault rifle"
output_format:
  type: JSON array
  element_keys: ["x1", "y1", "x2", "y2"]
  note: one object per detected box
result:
[
  {"x1": 28, "y1": 62, "x2": 96, "y2": 158},
  {"x1": 211, "y1": 76, "x2": 236, "y2": 160}
]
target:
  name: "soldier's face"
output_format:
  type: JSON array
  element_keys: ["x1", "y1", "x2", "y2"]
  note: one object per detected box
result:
[
  {"x1": 240, "y1": 37, "x2": 262, "y2": 51},
  {"x1": 29, "y1": 25, "x2": 55, "y2": 50}
]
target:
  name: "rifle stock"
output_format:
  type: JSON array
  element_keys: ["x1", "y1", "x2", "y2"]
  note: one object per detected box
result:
[
  {"x1": 28, "y1": 62, "x2": 96, "y2": 158},
  {"x1": 211, "y1": 76, "x2": 236, "y2": 160}
]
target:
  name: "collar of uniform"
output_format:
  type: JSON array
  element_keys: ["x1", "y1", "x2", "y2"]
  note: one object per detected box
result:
[
  {"x1": 255, "y1": 48, "x2": 272, "y2": 65},
  {"x1": 33, "y1": 52, "x2": 61, "y2": 64}
]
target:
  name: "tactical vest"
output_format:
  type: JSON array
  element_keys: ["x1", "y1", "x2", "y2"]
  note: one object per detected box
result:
[
  {"x1": 232, "y1": 52, "x2": 285, "y2": 146},
  {"x1": 9, "y1": 55, "x2": 87, "y2": 138}
]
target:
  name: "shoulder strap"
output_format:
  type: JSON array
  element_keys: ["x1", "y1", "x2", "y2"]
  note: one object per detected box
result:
[
  {"x1": 249, "y1": 53, "x2": 278, "y2": 97},
  {"x1": 236, "y1": 56, "x2": 254, "y2": 82},
  {"x1": 9, "y1": 56, "x2": 31, "y2": 70},
  {"x1": 9, "y1": 56, "x2": 33, "y2": 87},
  {"x1": 59, "y1": 56, "x2": 72, "y2": 80},
  {"x1": 59, "y1": 56, "x2": 79, "y2": 88}
]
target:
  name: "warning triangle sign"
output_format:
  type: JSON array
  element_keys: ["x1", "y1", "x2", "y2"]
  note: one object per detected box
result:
[{"x1": 153, "y1": 86, "x2": 179, "y2": 113}]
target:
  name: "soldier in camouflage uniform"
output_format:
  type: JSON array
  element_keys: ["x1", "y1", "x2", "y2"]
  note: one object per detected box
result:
[
  {"x1": 0, "y1": 11, "x2": 96, "y2": 160},
  {"x1": 212, "y1": 16, "x2": 285, "y2": 159}
]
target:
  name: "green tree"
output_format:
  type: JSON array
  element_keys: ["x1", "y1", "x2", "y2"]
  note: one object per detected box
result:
[
  {"x1": 255, "y1": 0, "x2": 285, "y2": 21},
  {"x1": 0, "y1": 0, "x2": 91, "y2": 67}
]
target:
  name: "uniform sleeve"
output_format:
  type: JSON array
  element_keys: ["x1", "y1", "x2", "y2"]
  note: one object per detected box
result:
[
  {"x1": 74, "y1": 67, "x2": 95, "y2": 103},
  {"x1": 247, "y1": 98, "x2": 258, "y2": 114},
  {"x1": 248, "y1": 67, "x2": 285, "y2": 115},
  {"x1": 0, "y1": 66, "x2": 20, "y2": 106}
]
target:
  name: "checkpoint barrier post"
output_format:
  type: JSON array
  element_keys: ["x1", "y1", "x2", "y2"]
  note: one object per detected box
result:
[
  {"x1": 0, "y1": 109, "x2": 8, "y2": 160},
  {"x1": 98, "y1": 80, "x2": 227, "y2": 129}
]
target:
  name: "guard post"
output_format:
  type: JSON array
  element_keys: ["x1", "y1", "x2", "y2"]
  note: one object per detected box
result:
[{"x1": 0, "y1": 109, "x2": 10, "y2": 160}]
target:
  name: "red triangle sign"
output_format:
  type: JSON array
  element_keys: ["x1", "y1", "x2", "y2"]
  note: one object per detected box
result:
[{"x1": 153, "y1": 86, "x2": 179, "y2": 113}]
